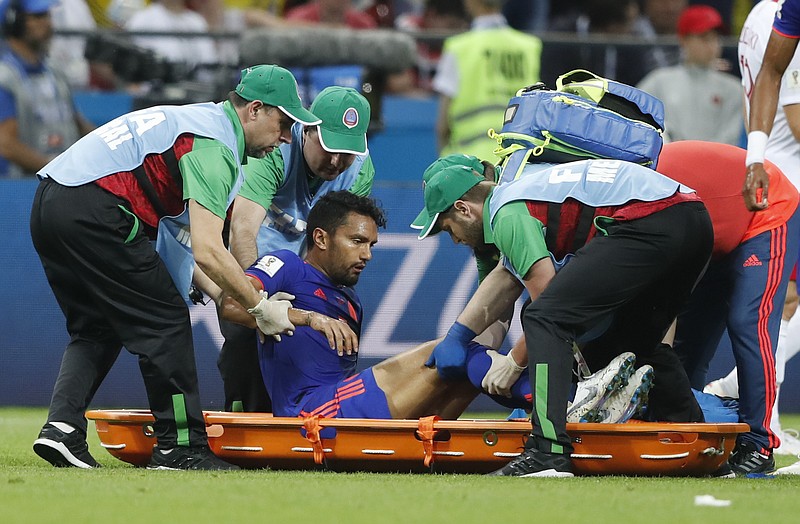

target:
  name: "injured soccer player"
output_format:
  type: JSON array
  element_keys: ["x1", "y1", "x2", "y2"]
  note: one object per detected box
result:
[{"x1": 219, "y1": 190, "x2": 651, "y2": 422}]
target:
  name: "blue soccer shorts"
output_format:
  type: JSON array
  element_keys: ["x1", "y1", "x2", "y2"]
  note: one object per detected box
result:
[{"x1": 297, "y1": 368, "x2": 392, "y2": 419}]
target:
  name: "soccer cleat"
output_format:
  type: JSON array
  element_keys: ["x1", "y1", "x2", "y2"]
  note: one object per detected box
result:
[
  {"x1": 775, "y1": 457, "x2": 800, "y2": 475},
  {"x1": 593, "y1": 365, "x2": 654, "y2": 424},
  {"x1": 147, "y1": 445, "x2": 241, "y2": 471},
  {"x1": 728, "y1": 441, "x2": 775, "y2": 477},
  {"x1": 708, "y1": 462, "x2": 736, "y2": 479},
  {"x1": 487, "y1": 447, "x2": 574, "y2": 478},
  {"x1": 33, "y1": 423, "x2": 101, "y2": 469},
  {"x1": 567, "y1": 352, "x2": 636, "y2": 423}
]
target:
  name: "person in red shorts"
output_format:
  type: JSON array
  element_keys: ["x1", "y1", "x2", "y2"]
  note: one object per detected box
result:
[{"x1": 657, "y1": 140, "x2": 800, "y2": 476}]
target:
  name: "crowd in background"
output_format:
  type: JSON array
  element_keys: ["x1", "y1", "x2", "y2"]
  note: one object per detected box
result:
[
  {"x1": 0, "y1": 0, "x2": 759, "y2": 176},
  {"x1": 43, "y1": 0, "x2": 753, "y2": 92}
]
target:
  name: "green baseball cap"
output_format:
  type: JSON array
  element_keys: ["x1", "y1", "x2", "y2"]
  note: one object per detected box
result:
[
  {"x1": 310, "y1": 86, "x2": 371, "y2": 155},
  {"x1": 235, "y1": 65, "x2": 321, "y2": 126},
  {"x1": 410, "y1": 154, "x2": 484, "y2": 229},
  {"x1": 416, "y1": 165, "x2": 483, "y2": 240}
]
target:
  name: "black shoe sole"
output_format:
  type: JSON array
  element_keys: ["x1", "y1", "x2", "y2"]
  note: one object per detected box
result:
[{"x1": 33, "y1": 438, "x2": 98, "y2": 469}]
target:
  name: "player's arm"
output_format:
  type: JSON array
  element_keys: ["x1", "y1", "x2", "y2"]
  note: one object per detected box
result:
[
  {"x1": 230, "y1": 195, "x2": 268, "y2": 269},
  {"x1": 229, "y1": 154, "x2": 284, "y2": 268},
  {"x1": 182, "y1": 144, "x2": 293, "y2": 336},
  {"x1": 192, "y1": 264, "x2": 224, "y2": 306},
  {"x1": 478, "y1": 259, "x2": 554, "y2": 396},
  {"x1": 477, "y1": 209, "x2": 552, "y2": 394},
  {"x1": 189, "y1": 199, "x2": 265, "y2": 311},
  {"x1": 220, "y1": 273, "x2": 358, "y2": 354},
  {"x1": 746, "y1": 31, "x2": 800, "y2": 210},
  {"x1": 428, "y1": 204, "x2": 546, "y2": 380},
  {"x1": 454, "y1": 263, "x2": 524, "y2": 335}
]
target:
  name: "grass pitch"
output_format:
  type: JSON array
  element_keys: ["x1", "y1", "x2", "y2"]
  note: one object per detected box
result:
[{"x1": 3, "y1": 407, "x2": 800, "y2": 524}]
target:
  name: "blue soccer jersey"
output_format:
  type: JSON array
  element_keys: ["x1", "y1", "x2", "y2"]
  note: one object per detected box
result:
[
  {"x1": 246, "y1": 250, "x2": 363, "y2": 416},
  {"x1": 775, "y1": 0, "x2": 800, "y2": 38}
]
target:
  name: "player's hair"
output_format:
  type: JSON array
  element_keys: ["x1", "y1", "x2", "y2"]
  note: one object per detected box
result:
[
  {"x1": 227, "y1": 91, "x2": 279, "y2": 113},
  {"x1": 460, "y1": 180, "x2": 495, "y2": 204},
  {"x1": 306, "y1": 191, "x2": 387, "y2": 249},
  {"x1": 480, "y1": 160, "x2": 495, "y2": 181}
]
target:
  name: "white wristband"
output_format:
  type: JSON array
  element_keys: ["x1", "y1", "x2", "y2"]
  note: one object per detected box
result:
[{"x1": 746, "y1": 131, "x2": 769, "y2": 167}]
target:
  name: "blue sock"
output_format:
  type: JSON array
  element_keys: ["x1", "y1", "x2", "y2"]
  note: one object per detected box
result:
[{"x1": 464, "y1": 342, "x2": 532, "y2": 410}]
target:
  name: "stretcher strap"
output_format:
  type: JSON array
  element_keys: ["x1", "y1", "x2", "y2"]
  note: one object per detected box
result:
[
  {"x1": 416, "y1": 416, "x2": 440, "y2": 468},
  {"x1": 302, "y1": 415, "x2": 326, "y2": 465}
]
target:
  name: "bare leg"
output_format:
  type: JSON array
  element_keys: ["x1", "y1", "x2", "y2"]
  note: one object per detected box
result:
[{"x1": 371, "y1": 340, "x2": 480, "y2": 419}]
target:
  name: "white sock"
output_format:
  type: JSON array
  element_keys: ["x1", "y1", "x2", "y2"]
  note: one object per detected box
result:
[
  {"x1": 784, "y1": 308, "x2": 800, "y2": 361},
  {"x1": 706, "y1": 367, "x2": 739, "y2": 398},
  {"x1": 771, "y1": 318, "x2": 790, "y2": 435},
  {"x1": 776, "y1": 318, "x2": 790, "y2": 385},
  {"x1": 49, "y1": 421, "x2": 75, "y2": 433},
  {"x1": 772, "y1": 385, "x2": 782, "y2": 435}
]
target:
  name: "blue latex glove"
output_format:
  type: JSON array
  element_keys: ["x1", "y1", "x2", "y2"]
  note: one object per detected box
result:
[{"x1": 425, "y1": 322, "x2": 477, "y2": 380}]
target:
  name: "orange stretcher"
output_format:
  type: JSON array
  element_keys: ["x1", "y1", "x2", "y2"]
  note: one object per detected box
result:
[{"x1": 86, "y1": 410, "x2": 748, "y2": 476}]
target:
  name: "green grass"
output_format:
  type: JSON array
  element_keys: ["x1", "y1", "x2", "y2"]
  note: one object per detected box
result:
[{"x1": 3, "y1": 407, "x2": 800, "y2": 524}]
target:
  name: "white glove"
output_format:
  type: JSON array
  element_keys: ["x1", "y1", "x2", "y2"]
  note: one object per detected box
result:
[
  {"x1": 481, "y1": 350, "x2": 526, "y2": 398},
  {"x1": 247, "y1": 291, "x2": 295, "y2": 341}
]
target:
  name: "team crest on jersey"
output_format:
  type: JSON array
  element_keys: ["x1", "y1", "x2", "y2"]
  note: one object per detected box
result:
[
  {"x1": 255, "y1": 255, "x2": 284, "y2": 277},
  {"x1": 343, "y1": 108, "x2": 359, "y2": 129}
]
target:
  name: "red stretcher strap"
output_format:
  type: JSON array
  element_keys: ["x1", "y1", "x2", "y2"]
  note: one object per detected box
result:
[
  {"x1": 416, "y1": 416, "x2": 440, "y2": 468},
  {"x1": 302, "y1": 415, "x2": 326, "y2": 465}
]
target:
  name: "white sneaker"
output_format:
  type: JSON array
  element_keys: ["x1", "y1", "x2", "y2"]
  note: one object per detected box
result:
[
  {"x1": 567, "y1": 352, "x2": 636, "y2": 423},
  {"x1": 775, "y1": 457, "x2": 800, "y2": 475},
  {"x1": 774, "y1": 429, "x2": 800, "y2": 455},
  {"x1": 594, "y1": 365, "x2": 654, "y2": 423}
]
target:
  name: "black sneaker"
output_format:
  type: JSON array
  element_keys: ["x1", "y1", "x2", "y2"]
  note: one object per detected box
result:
[
  {"x1": 729, "y1": 441, "x2": 775, "y2": 477},
  {"x1": 147, "y1": 445, "x2": 240, "y2": 471},
  {"x1": 33, "y1": 423, "x2": 101, "y2": 469},
  {"x1": 708, "y1": 462, "x2": 735, "y2": 479},
  {"x1": 487, "y1": 447, "x2": 574, "y2": 478}
]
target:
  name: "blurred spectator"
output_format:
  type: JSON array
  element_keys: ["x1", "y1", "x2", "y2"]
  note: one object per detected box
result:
[
  {"x1": 188, "y1": 0, "x2": 259, "y2": 65},
  {"x1": 393, "y1": 0, "x2": 470, "y2": 93},
  {"x1": 49, "y1": 0, "x2": 95, "y2": 88},
  {"x1": 544, "y1": 0, "x2": 652, "y2": 86},
  {"x1": 106, "y1": 0, "x2": 146, "y2": 28},
  {"x1": 633, "y1": 0, "x2": 688, "y2": 68},
  {"x1": 285, "y1": 0, "x2": 377, "y2": 27},
  {"x1": 125, "y1": 0, "x2": 219, "y2": 70},
  {"x1": 0, "y1": 0, "x2": 94, "y2": 178},
  {"x1": 637, "y1": 4, "x2": 742, "y2": 144},
  {"x1": 432, "y1": 0, "x2": 541, "y2": 162}
]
